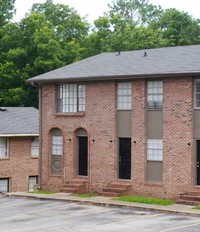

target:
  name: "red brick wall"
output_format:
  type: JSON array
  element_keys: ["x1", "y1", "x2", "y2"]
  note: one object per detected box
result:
[
  {"x1": 0, "y1": 137, "x2": 38, "y2": 192},
  {"x1": 40, "y1": 78, "x2": 194, "y2": 199}
]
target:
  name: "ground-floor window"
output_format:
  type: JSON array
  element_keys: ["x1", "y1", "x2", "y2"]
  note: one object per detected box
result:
[
  {"x1": 0, "y1": 178, "x2": 9, "y2": 193},
  {"x1": 29, "y1": 176, "x2": 38, "y2": 192}
]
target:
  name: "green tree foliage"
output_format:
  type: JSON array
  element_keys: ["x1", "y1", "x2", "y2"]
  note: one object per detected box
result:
[
  {"x1": 0, "y1": 0, "x2": 200, "y2": 107},
  {"x1": 0, "y1": 0, "x2": 15, "y2": 26},
  {"x1": 0, "y1": 0, "x2": 89, "y2": 107},
  {"x1": 150, "y1": 8, "x2": 200, "y2": 46}
]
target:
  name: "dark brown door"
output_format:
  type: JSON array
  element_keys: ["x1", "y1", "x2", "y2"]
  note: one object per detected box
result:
[
  {"x1": 78, "y1": 137, "x2": 88, "y2": 176},
  {"x1": 197, "y1": 141, "x2": 200, "y2": 185},
  {"x1": 119, "y1": 138, "x2": 131, "y2": 179}
]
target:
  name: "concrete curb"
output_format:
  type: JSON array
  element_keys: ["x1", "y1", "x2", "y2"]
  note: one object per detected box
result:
[{"x1": 7, "y1": 193, "x2": 200, "y2": 217}]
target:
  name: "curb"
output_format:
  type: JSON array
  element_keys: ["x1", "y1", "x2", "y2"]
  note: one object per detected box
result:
[{"x1": 7, "y1": 193, "x2": 200, "y2": 217}]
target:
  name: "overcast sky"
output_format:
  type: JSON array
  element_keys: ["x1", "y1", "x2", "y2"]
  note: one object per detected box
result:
[{"x1": 13, "y1": 0, "x2": 200, "y2": 23}]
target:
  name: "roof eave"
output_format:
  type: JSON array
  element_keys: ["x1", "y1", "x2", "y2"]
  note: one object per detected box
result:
[
  {"x1": 28, "y1": 72, "x2": 200, "y2": 84},
  {"x1": 0, "y1": 134, "x2": 39, "y2": 137}
]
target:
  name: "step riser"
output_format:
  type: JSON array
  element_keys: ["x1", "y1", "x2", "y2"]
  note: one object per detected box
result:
[
  {"x1": 103, "y1": 188, "x2": 127, "y2": 193},
  {"x1": 185, "y1": 191, "x2": 200, "y2": 196},
  {"x1": 180, "y1": 195, "x2": 200, "y2": 201},
  {"x1": 98, "y1": 192, "x2": 121, "y2": 197},
  {"x1": 176, "y1": 200, "x2": 200, "y2": 206}
]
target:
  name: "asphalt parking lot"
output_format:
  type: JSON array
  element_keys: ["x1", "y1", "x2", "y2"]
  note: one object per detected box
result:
[{"x1": 0, "y1": 197, "x2": 200, "y2": 232}]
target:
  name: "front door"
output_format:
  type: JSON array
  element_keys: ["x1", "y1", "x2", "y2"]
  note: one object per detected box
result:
[
  {"x1": 78, "y1": 137, "x2": 88, "y2": 176},
  {"x1": 197, "y1": 141, "x2": 200, "y2": 185},
  {"x1": 119, "y1": 138, "x2": 131, "y2": 179}
]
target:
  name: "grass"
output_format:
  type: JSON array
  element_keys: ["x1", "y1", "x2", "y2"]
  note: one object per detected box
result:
[
  {"x1": 72, "y1": 193, "x2": 96, "y2": 198},
  {"x1": 29, "y1": 190, "x2": 55, "y2": 194},
  {"x1": 113, "y1": 195, "x2": 173, "y2": 206},
  {"x1": 192, "y1": 205, "x2": 200, "y2": 210}
]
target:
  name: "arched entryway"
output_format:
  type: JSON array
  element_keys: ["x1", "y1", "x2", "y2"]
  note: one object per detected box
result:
[{"x1": 76, "y1": 128, "x2": 88, "y2": 176}]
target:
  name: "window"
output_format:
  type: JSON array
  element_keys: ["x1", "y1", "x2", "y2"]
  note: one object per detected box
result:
[
  {"x1": 31, "y1": 137, "x2": 39, "y2": 157},
  {"x1": 0, "y1": 179, "x2": 9, "y2": 193},
  {"x1": 51, "y1": 129, "x2": 62, "y2": 175},
  {"x1": 52, "y1": 134, "x2": 62, "y2": 155},
  {"x1": 147, "y1": 81, "x2": 163, "y2": 109},
  {"x1": 0, "y1": 138, "x2": 8, "y2": 158},
  {"x1": 147, "y1": 139, "x2": 163, "y2": 161},
  {"x1": 195, "y1": 79, "x2": 200, "y2": 108},
  {"x1": 117, "y1": 82, "x2": 132, "y2": 110},
  {"x1": 58, "y1": 84, "x2": 86, "y2": 113},
  {"x1": 29, "y1": 176, "x2": 38, "y2": 192}
]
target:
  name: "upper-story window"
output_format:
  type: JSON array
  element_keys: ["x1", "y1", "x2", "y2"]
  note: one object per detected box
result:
[
  {"x1": 0, "y1": 138, "x2": 8, "y2": 158},
  {"x1": 147, "y1": 81, "x2": 163, "y2": 109},
  {"x1": 31, "y1": 137, "x2": 39, "y2": 157},
  {"x1": 195, "y1": 79, "x2": 200, "y2": 108},
  {"x1": 117, "y1": 82, "x2": 132, "y2": 110},
  {"x1": 58, "y1": 84, "x2": 86, "y2": 113}
]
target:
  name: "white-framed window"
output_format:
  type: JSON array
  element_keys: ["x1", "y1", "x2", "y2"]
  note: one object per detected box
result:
[
  {"x1": 0, "y1": 179, "x2": 9, "y2": 193},
  {"x1": 147, "y1": 81, "x2": 163, "y2": 109},
  {"x1": 147, "y1": 139, "x2": 163, "y2": 161},
  {"x1": 29, "y1": 176, "x2": 38, "y2": 192},
  {"x1": 194, "y1": 79, "x2": 200, "y2": 108},
  {"x1": 52, "y1": 135, "x2": 62, "y2": 155},
  {"x1": 31, "y1": 137, "x2": 39, "y2": 157},
  {"x1": 117, "y1": 82, "x2": 132, "y2": 110},
  {"x1": 0, "y1": 138, "x2": 8, "y2": 158},
  {"x1": 58, "y1": 84, "x2": 86, "y2": 113}
]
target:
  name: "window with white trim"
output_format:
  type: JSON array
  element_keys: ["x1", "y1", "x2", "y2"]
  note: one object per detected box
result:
[
  {"x1": 52, "y1": 135, "x2": 62, "y2": 155},
  {"x1": 51, "y1": 129, "x2": 62, "y2": 175},
  {"x1": 117, "y1": 82, "x2": 132, "y2": 110},
  {"x1": 195, "y1": 79, "x2": 200, "y2": 108},
  {"x1": 147, "y1": 139, "x2": 163, "y2": 161},
  {"x1": 0, "y1": 138, "x2": 8, "y2": 158},
  {"x1": 31, "y1": 137, "x2": 39, "y2": 157},
  {"x1": 29, "y1": 176, "x2": 38, "y2": 192},
  {"x1": 58, "y1": 84, "x2": 86, "y2": 113},
  {"x1": 147, "y1": 81, "x2": 163, "y2": 109},
  {"x1": 0, "y1": 179, "x2": 9, "y2": 193}
]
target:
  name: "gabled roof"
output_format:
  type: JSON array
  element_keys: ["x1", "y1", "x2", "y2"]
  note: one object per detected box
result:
[
  {"x1": 0, "y1": 107, "x2": 39, "y2": 136},
  {"x1": 28, "y1": 45, "x2": 200, "y2": 83}
]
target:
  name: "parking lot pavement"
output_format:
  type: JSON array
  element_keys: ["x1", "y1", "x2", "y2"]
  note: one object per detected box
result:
[{"x1": 0, "y1": 197, "x2": 200, "y2": 232}]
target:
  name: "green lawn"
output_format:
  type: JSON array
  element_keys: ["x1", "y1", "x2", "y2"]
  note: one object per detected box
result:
[
  {"x1": 72, "y1": 193, "x2": 96, "y2": 198},
  {"x1": 30, "y1": 191, "x2": 55, "y2": 194},
  {"x1": 192, "y1": 205, "x2": 200, "y2": 210},
  {"x1": 113, "y1": 195, "x2": 173, "y2": 206}
]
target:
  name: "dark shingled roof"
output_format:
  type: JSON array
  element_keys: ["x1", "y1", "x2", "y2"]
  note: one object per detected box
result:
[
  {"x1": 28, "y1": 45, "x2": 200, "y2": 83},
  {"x1": 0, "y1": 107, "x2": 39, "y2": 136}
]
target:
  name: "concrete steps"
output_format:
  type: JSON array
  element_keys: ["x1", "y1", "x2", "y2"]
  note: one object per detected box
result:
[
  {"x1": 99, "y1": 181, "x2": 131, "y2": 197},
  {"x1": 176, "y1": 188, "x2": 200, "y2": 205},
  {"x1": 60, "y1": 179, "x2": 88, "y2": 194}
]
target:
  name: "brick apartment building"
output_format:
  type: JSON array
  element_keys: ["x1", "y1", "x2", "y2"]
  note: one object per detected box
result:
[
  {"x1": 28, "y1": 45, "x2": 200, "y2": 201},
  {"x1": 0, "y1": 107, "x2": 39, "y2": 193}
]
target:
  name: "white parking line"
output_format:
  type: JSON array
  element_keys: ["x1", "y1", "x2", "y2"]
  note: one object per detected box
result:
[
  {"x1": 0, "y1": 200, "x2": 37, "y2": 209},
  {"x1": 160, "y1": 222, "x2": 200, "y2": 232},
  {"x1": 57, "y1": 208, "x2": 116, "y2": 220},
  {"x1": 25, "y1": 202, "x2": 78, "y2": 215},
  {"x1": 105, "y1": 213, "x2": 165, "y2": 225}
]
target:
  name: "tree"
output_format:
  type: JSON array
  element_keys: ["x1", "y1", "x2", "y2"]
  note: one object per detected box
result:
[
  {"x1": 108, "y1": 0, "x2": 163, "y2": 25},
  {"x1": 0, "y1": 0, "x2": 89, "y2": 107},
  {"x1": 0, "y1": 0, "x2": 15, "y2": 26},
  {"x1": 150, "y1": 8, "x2": 200, "y2": 46}
]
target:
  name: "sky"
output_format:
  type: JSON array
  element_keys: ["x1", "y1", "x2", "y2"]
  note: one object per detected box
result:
[{"x1": 13, "y1": 0, "x2": 200, "y2": 23}]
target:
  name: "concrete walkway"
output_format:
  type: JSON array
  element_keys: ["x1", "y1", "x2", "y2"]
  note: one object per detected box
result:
[{"x1": 7, "y1": 192, "x2": 200, "y2": 217}]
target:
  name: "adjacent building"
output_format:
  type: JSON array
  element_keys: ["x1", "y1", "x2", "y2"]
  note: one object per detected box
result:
[
  {"x1": 28, "y1": 45, "x2": 200, "y2": 201},
  {"x1": 0, "y1": 107, "x2": 39, "y2": 193}
]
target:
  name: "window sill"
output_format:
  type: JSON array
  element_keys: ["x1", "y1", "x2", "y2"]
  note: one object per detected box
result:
[
  {"x1": 31, "y1": 156, "x2": 39, "y2": 159},
  {"x1": 55, "y1": 112, "x2": 85, "y2": 117},
  {"x1": 146, "y1": 108, "x2": 163, "y2": 111},
  {"x1": 0, "y1": 157, "x2": 9, "y2": 160},
  {"x1": 145, "y1": 182, "x2": 163, "y2": 187}
]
